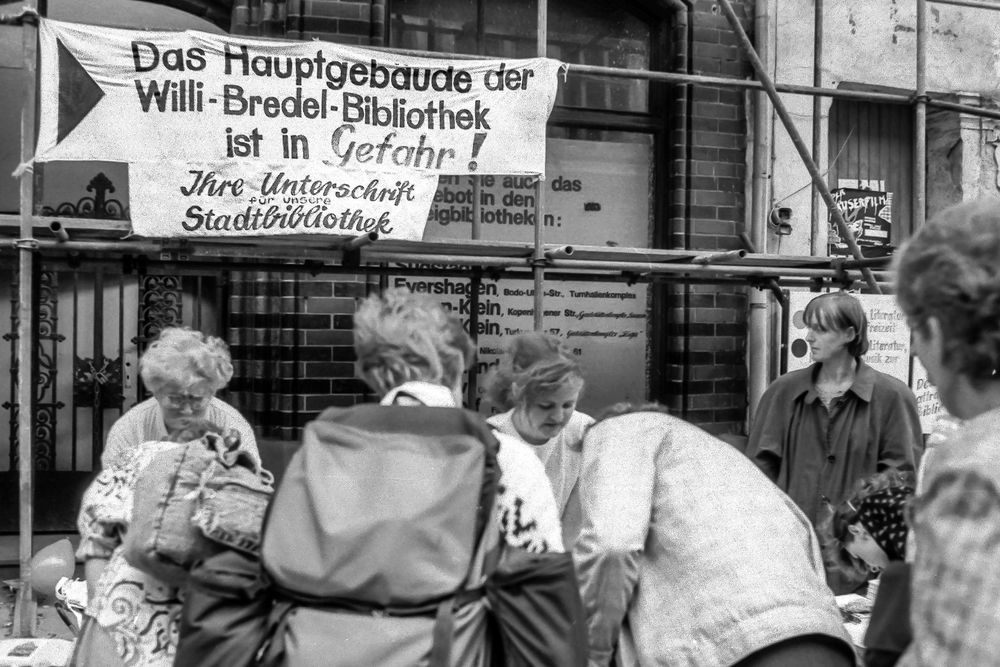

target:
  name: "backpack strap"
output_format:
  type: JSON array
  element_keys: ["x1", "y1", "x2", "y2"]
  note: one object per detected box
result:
[
  {"x1": 428, "y1": 494, "x2": 501, "y2": 667},
  {"x1": 427, "y1": 417, "x2": 500, "y2": 667}
]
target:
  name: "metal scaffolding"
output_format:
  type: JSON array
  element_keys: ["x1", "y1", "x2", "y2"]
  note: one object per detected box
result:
[{"x1": 1, "y1": 0, "x2": 988, "y2": 635}]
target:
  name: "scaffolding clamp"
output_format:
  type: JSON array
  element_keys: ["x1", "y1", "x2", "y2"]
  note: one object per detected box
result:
[
  {"x1": 830, "y1": 258, "x2": 855, "y2": 290},
  {"x1": 14, "y1": 238, "x2": 38, "y2": 251},
  {"x1": 0, "y1": 6, "x2": 40, "y2": 26},
  {"x1": 341, "y1": 232, "x2": 377, "y2": 269}
]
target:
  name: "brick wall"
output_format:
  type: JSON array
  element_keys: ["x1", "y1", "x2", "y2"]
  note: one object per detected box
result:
[
  {"x1": 661, "y1": 0, "x2": 752, "y2": 436},
  {"x1": 227, "y1": 2, "x2": 381, "y2": 440},
  {"x1": 226, "y1": 0, "x2": 757, "y2": 436},
  {"x1": 228, "y1": 272, "x2": 372, "y2": 440}
]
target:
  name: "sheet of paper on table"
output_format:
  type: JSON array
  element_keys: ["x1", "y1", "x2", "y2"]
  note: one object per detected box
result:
[{"x1": 836, "y1": 593, "x2": 872, "y2": 648}]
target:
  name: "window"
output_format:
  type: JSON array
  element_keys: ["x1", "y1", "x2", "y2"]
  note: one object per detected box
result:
[
  {"x1": 389, "y1": 0, "x2": 659, "y2": 112},
  {"x1": 388, "y1": 0, "x2": 674, "y2": 415}
]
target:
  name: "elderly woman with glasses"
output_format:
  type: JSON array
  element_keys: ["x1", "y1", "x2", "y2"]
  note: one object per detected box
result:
[
  {"x1": 71, "y1": 327, "x2": 257, "y2": 666},
  {"x1": 100, "y1": 326, "x2": 258, "y2": 469}
]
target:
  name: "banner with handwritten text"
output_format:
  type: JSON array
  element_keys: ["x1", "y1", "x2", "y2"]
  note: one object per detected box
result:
[
  {"x1": 35, "y1": 19, "x2": 561, "y2": 176},
  {"x1": 130, "y1": 162, "x2": 439, "y2": 239}
]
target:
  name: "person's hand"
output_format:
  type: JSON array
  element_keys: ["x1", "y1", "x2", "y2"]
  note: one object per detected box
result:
[{"x1": 223, "y1": 428, "x2": 241, "y2": 451}]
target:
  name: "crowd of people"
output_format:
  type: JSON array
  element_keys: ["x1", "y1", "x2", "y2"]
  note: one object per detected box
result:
[{"x1": 66, "y1": 198, "x2": 1000, "y2": 666}]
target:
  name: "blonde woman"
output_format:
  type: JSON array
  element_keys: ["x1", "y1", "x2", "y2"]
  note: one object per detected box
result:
[{"x1": 486, "y1": 332, "x2": 593, "y2": 548}]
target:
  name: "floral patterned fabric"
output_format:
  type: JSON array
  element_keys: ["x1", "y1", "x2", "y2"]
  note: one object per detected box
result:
[{"x1": 76, "y1": 441, "x2": 183, "y2": 667}]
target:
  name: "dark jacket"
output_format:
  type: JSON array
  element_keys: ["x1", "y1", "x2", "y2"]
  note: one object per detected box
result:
[{"x1": 746, "y1": 361, "x2": 922, "y2": 526}]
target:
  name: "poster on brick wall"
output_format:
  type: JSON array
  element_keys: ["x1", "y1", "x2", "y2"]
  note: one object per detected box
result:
[
  {"x1": 828, "y1": 187, "x2": 893, "y2": 258},
  {"x1": 391, "y1": 137, "x2": 652, "y2": 415},
  {"x1": 785, "y1": 290, "x2": 942, "y2": 432}
]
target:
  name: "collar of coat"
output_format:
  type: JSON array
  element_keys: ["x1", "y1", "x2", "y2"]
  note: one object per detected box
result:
[{"x1": 795, "y1": 359, "x2": 877, "y2": 404}]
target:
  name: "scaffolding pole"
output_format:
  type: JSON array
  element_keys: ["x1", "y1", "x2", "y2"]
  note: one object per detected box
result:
[
  {"x1": 14, "y1": 0, "x2": 39, "y2": 638},
  {"x1": 718, "y1": 0, "x2": 881, "y2": 293},
  {"x1": 532, "y1": 0, "x2": 547, "y2": 332},
  {"x1": 748, "y1": 0, "x2": 773, "y2": 417},
  {"x1": 915, "y1": 0, "x2": 928, "y2": 230},
  {"x1": 810, "y1": 0, "x2": 824, "y2": 256}
]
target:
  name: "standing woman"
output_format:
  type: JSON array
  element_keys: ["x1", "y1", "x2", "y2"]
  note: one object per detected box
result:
[
  {"x1": 487, "y1": 332, "x2": 593, "y2": 547},
  {"x1": 894, "y1": 200, "x2": 1000, "y2": 666},
  {"x1": 746, "y1": 292, "x2": 922, "y2": 534}
]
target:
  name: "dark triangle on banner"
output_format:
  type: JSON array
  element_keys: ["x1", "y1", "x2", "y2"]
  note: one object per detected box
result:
[{"x1": 56, "y1": 38, "x2": 105, "y2": 144}]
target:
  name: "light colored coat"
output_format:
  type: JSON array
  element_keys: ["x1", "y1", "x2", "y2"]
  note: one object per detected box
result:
[{"x1": 574, "y1": 412, "x2": 851, "y2": 667}]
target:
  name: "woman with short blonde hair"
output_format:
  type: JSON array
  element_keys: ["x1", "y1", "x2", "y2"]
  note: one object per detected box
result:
[{"x1": 486, "y1": 332, "x2": 593, "y2": 548}]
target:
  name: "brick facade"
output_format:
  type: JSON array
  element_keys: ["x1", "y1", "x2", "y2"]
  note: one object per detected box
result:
[
  {"x1": 227, "y1": 272, "x2": 373, "y2": 440},
  {"x1": 227, "y1": 0, "x2": 756, "y2": 437},
  {"x1": 662, "y1": 0, "x2": 752, "y2": 435}
]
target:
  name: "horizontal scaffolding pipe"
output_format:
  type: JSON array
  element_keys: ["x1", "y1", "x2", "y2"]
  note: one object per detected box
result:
[
  {"x1": 0, "y1": 237, "x2": 895, "y2": 283},
  {"x1": 928, "y1": 0, "x2": 1000, "y2": 8},
  {"x1": 22, "y1": 252, "x2": 895, "y2": 291},
  {"x1": 48, "y1": 220, "x2": 69, "y2": 242},
  {"x1": 370, "y1": 48, "x2": 1000, "y2": 123},
  {"x1": 544, "y1": 257, "x2": 891, "y2": 281},
  {"x1": 692, "y1": 249, "x2": 747, "y2": 264}
]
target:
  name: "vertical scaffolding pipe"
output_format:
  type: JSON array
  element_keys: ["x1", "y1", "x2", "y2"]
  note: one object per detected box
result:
[
  {"x1": 532, "y1": 0, "x2": 547, "y2": 332},
  {"x1": 467, "y1": 177, "x2": 482, "y2": 408},
  {"x1": 15, "y1": 1, "x2": 38, "y2": 638},
  {"x1": 748, "y1": 0, "x2": 772, "y2": 420},
  {"x1": 914, "y1": 0, "x2": 927, "y2": 230},
  {"x1": 717, "y1": 0, "x2": 881, "y2": 293},
  {"x1": 810, "y1": 0, "x2": 823, "y2": 256}
]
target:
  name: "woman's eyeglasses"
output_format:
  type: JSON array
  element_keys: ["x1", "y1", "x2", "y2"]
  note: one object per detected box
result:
[{"x1": 160, "y1": 393, "x2": 211, "y2": 410}]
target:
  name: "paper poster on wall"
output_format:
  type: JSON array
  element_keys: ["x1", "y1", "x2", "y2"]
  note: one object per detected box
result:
[
  {"x1": 423, "y1": 138, "x2": 651, "y2": 247},
  {"x1": 829, "y1": 188, "x2": 893, "y2": 258},
  {"x1": 392, "y1": 137, "x2": 652, "y2": 415},
  {"x1": 35, "y1": 19, "x2": 561, "y2": 176},
  {"x1": 910, "y1": 357, "x2": 945, "y2": 433}
]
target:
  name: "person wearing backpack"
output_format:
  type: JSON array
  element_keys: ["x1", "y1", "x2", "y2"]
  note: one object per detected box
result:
[{"x1": 254, "y1": 287, "x2": 579, "y2": 666}]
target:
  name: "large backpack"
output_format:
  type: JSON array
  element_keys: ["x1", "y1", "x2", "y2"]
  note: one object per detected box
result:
[{"x1": 257, "y1": 403, "x2": 500, "y2": 667}]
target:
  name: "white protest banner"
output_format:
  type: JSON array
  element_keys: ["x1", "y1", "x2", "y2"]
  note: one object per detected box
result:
[
  {"x1": 130, "y1": 162, "x2": 439, "y2": 239},
  {"x1": 35, "y1": 19, "x2": 561, "y2": 176}
]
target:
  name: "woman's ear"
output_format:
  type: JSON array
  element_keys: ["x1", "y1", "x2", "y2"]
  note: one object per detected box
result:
[
  {"x1": 926, "y1": 317, "x2": 945, "y2": 356},
  {"x1": 842, "y1": 326, "x2": 857, "y2": 346}
]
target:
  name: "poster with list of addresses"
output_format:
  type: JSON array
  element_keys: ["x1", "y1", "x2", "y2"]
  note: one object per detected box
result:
[{"x1": 393, "y1": 138, "x2": 653, "y2": 415}]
